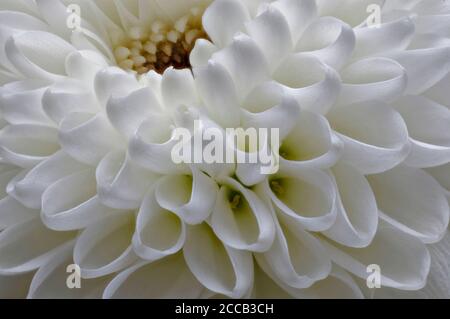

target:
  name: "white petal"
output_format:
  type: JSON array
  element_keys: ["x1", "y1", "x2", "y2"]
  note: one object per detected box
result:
[
  {"x1": 103, "y1": 253, "x2": 203, "y2": 299},
  {"x1": 194, "y1": 61, "x2": 241, "y2": 128},
  {"x1": 394, "y1": 95, "x2": 450, "y2": 168},
  {"x1": 352, "y1": 17, "x2": 415, "y2": 58},
  {"x1": 426, "y1": 163, "x2": 450, "y2": 193},
  {"x1": 74, "y1": 212, "x2": 137, "y2": 278},
  {"x1": 28, "y1": 241, "x2": 112, "y2": 299},
  {"x1": 0, "y1": 196, "x2": 36, "y2": 230},
  {"x1": 254, "y1": 203, "x2": 331, "y2": 289},
  {"x1": 35, "y1": 0, "x2": 73, "y2": 40},
  {"x1": 0, "y1": 218, "x2": 76, "y2": 275},
  {"x1": 388, "y1": 46, "x2": 450, "y2": 95},
  {"x1": 0, "y1": 80, "x2": 51, "y2": 125},
  {"x1": 245, "y1": 4, "x2": 292, "y2": 71},
  {"x1": 133, "y1": 189, "x2": 185, "y2": 261},
  {"x1": 42, "y1": 79, "x2": 99, "y2": 125},
  {"x1": 242, "y1": 88, "x2": 301, "y2": 141},
  {"x1": 129, "y1": 114, "x2": 189, "y2": 174},
  {"x1": 155, "y1": 166, "x2": 218, "y2": 225},
  {"x1": 328, "y1": 101, "x2": 410, "y2": 174},
  {"x1": 211, "y1": 177, "x2": 275, "y2": 252},
  {"x1": 320, "y1": 221, "x2": 431, "y2": 290},
  {"x1": 279, "y1": 110, "x2": 343, "y2": 170},
  {"x1": 316, "y1": 0, "x2": 384, "y2": 27},
  {"x1": 202, "y1": 0, "x2": 250, "y2": 47},
  {"x1": 368, "y1": 165, "x2": 450, "y2": 244},
  {"x1": 7, "y1": 150, "x2": 87, "y2": 209},
  {"x1": 65, "y1": 50, "x2": 109, "y2": 85},
  {"x1": 262, "y1": 167, "x2": 337, "y2": 232},
  {"x1": 59, "y1": 112, "x2": 125, "y2": 165},
  {"x1": 323, "y1": 162, "x2": 378, "y2": 248},
  {"x1": 211, "y1": 33, "x2": 269, "y2": 101},
  {"x1": 296, "y1": 17, "x2": 355, "y2": 70},
  {"x1": 41, "y1": 169, "x2": 123, "y2": 230},
  {"x1": 0, "y1": 10, "x2": 50, "y2": 72},
  {"x1": 0, "y1": 124, "x2": 59, "y2": 168},
  {"x1": 338, "y1": 57, "x2": 407, "y2": 105},
  {"x1": 190, "y1": 39, "x2": 218, "y2": 68},
  {"x1": 106, "y1": 87, "x2": 161, "y2": 138},
  {"x1": 272, "y1": 54, "x2": 341, "y2": 114},
  {"x1": 94, "y1": 67, "x2": 141, "y2": 106},
  {"x1": 424, "y1": 72, "x2": 450, "y2": 107},
  {"x1": 5, "y1": 30, "x2": 75, "y2": 81},
  {"x1": 161, "y1": 67, "x2": 199, "y2": 112},
  {"x1": 97, "y1": 151, "x2": 158, "y2": 210},
  {"x1": 253, "y1": 263, "x2": 363, "y2": 299},
  {"x1": 272, "y1": 0, "x2": 317, "y2": 43},
  {"x1": 183, "y1": 223, "x2": 253, "y2": 298}
]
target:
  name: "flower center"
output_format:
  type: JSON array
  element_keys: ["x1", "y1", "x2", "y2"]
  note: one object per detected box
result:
[
  {"x1": 113, "y1": 7, "x2": 208, "y2": 74},
  {"x1": 229, "y1": 191, "x2": 243, "y2": 210},
  {"x1": 270, "y1": 180, "x2": 285, "y2": 195}
]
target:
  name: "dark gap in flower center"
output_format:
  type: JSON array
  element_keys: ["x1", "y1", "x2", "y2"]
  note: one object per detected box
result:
[{"x1": 228, "y1": 191, "x2": 244, "y2": 211}]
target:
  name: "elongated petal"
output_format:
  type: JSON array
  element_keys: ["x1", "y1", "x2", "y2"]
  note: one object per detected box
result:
[
  {"x1": 41, "y1": 169, "x2": 123, "y2": 230},
  {"x1": 202, "y1": 0, "x2": 250, "y2": 48},
  {"x1": 320, "y1": 221, "x2": 431, "y2": 290},
  {"x1": 133, "y1": 189, "x2": 185, "y2": 261},
  {"x1": 0, "y1": 124, "x2": 59, "y2": 168},
  {"x1": 254, "y1": 201, "x2": 331, "y2": 289},
  {"x1": 129, "y1": 114, "x2": 189, "y2": 174},
  {"x1": 262, "y1": 168, "x2": 337, "y2": 232},
  {"x1": 5, "y1": 30, "x2": 75, "y2": 81},
  {"x1": 155, "y1": 167, "x2": 218, "y2": 224},
  {"x1": 272, "y1": 0, "x2": 317, "y2": 43},
  {"x1": 183, "y1": 223, "x2": 253, "y2": 298},
  {"x1": 324, "y1": 162, "x2": 378, "y2": 248},
  {"x1": 272, "y1": 54, "x2": 341, "y2": 114},
  {"x1": 328, "y1": 101, "x2": 410, "y2": 174},
  {"x1": 296, "y1": 17, "x2": 355, "y2": 70},
  {"x1": 338, "y1": 58, "x2": 407, "y2": 105},
  {"x1": 59, "y1": 112, "x2": 125, "y2": 165},
  {"x1": 94, "y1": 67, "x2": 140, "y2": 106},
  {"x1": 42, "y1": 79, "x2": 99, "y2": 125},
  {"x1": 0, "y1": 196, "x2": 36, "y2": 230},
  {"x1": 368, "y1": 165, "x2": 450, "y2": 244},
  {"x1": 0, "y1": 80, "x2": 51, "y2": 125},
  {"x1": 74, "y1": 212, "x2": 137, "y2": 279},
  {"x1": 97, "y1": 151, "x2": 159, "y2": 210},
  {"x1": 246, "y1": 5, "x2": 292, "y2": 71},
  {"x1": 7, "y1": 150, "x2": 87, "y2": 209},
  {"x1": 0, "y1": 218, "x2": 76, "y2": 275},
  {"x1": 394, "y1": 95, "x2": 450, "y2": 168},
  {"x1": 253, "y1": 263, "x2": 363, "y2": 299},
  {"x1": 161, "y1": 67, "x2": 199, "y2": 112},
  {"x1": 388, "y1": 46, "x2": 450, "y2": 94},
  {"x1": 352, "y1": 17, "x2": 415, "y2": 58},
  {"x1": 103, "y1": 253, "x2": 203, "y2": 299},
  {"x1": 211, "y1": 33, "x2": 269, "y2": 101},
  {"x1": 211, "y1": 177, "x2": 275, "y2": 252},
  {"x1": 279, "y1": 110, "x2": 343, "y2": 170},
  {"x1": 194, "y1": 61, "x2": 241, "y2": 128},
  {"x1": 28, "y1": 241, "x2": 113, "y2": 299}
]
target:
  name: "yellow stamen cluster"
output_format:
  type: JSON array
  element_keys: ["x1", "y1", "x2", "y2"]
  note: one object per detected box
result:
[{"x1": 113, "y1": 7, "x2": 208, "y2": 74}]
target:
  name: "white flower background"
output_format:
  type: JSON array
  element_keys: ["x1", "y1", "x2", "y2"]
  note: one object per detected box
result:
[{"x1": 0, "y1": 0, "x2": 450, "y2": 299}]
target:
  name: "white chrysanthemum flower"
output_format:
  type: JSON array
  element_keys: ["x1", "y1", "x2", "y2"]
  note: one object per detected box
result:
[{"x1": 0, "y1": 0, "x2": 450, "y2": 299}]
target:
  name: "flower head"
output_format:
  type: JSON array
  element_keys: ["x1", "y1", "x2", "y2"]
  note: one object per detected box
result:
[{"x1": 0, "y1": 0, "x2": 450, "y2": 299}]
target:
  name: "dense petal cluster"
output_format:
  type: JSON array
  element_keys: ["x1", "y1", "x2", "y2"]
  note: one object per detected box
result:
[{"x1": 0, "y1": 0, "x2": 450, "y2": 299}]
